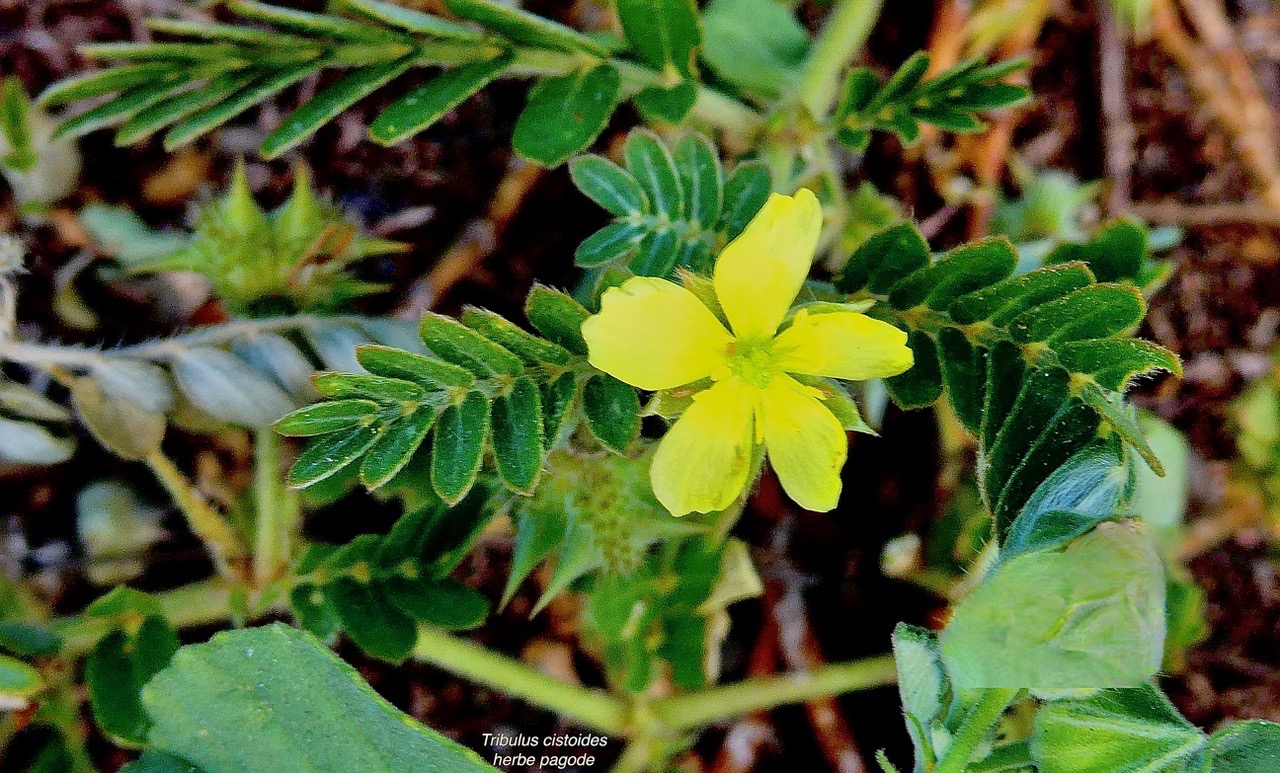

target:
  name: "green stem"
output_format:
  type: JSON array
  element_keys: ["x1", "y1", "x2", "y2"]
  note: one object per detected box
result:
[
  {"x1": 51, "y1": 579, "x2": 236, "y2": 657},
  {"x1": 146, "y1": 450, "x2": 248, "y2": 580},
  {"x1": 651, "y1": 654, "x2": 897, "y2": 730},
  {"x1": 412, "y1": 627, "x2": 630, "y2": 736},
  {"x1": 796, "y1": 0, "x2": 885, "y2": 118},
  {"x1": 253, "y1": 427, "x2": 299, "y2": 587},
  {"x1": 933, "y1": 688, "x2": 1020, "y2": 773}
]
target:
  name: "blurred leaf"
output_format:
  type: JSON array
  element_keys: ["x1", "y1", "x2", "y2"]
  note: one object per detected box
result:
[
  {"x1": 700, "y1": 0, "x2": 809, "y2": 99},
  {"x1": 941, "y1": 522, "x2": 1165, "y2": 689},
  {"x1": 141, "y1": 624, "x2": 498, "y2": 771}
]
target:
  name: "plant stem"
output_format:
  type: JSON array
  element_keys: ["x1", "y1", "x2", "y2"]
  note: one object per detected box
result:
[
  {"x1": 412, "y1": 627, "x2": 631, "y2": 736},
  {"x1": 651, "y1": 654, "x2": 897, "y2": 730},
  {"x1": 145, "y1": 450, "x2": 247, "y2": 580},
  {"x1": 51, "y1": 580, "x2": 236, "y2": 657},
  {"x1": 253, "y1": 427, "x2": 298, "y2": 587},
  {"x1": 933, "y1": 688, "x2": 1020, "y2": 773},
  {"x1": 797, "y1": 0, "x2": 885, "y2": 118}
]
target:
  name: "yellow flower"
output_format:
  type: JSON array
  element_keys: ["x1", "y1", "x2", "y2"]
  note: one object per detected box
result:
[{"x1": 581, "y1": 189, "x2": 914, "y2": 515}]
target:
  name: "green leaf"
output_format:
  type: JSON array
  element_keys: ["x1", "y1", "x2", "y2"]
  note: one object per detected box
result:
[
  {"x1": 582, "y1": 375, "x2": 641, "y2": 453},
  {"x1": 674, "y1": 133, "x2": 723, "y2": 231},
  {"x1": 1002, "y1": 442, "x2": 1133, "y2": 560},
  {"x1": 950, "y1": 262, "x2": 1095, "y2": 325},
  {"x1": 576, "y1": 222, "x2": 646, "y2": 267},
  {"x1": 617, "y1": 0, "x2": 701, "y2": 78},
  {"x1": 700, "y1": 0, "x2": 809, "y2": 99},
  {"x1": 1207, "y1": 720, "x2": 1280, "y2": 772},
  {"x1": 40, "y1": 63, "x2": 177, "y2": 106},
  {"x1": 569, "y1": 155, "x2": 648, "y2": 217},
  {"x1": 380, "y1": 577, "x2": 488, "y2": 630},
  {"x1": 359, "y1": 406, "x2": 440, "y2": 489},
  {"x1": 430, "y1": 392, "x2": 491, "y2": 503},
  {"x1": 513, "y1": 64, "x2": 621, "y2": 167},
  {"x1": 1057, "y1": 339, "x2": 1181, "y2": 392},
  {"x1": 0, "y1": 620, "x2": 62, "y2": 658},
  {"x1": 289, "y1": 424, "x2": 380, "y2": 487},
  {"x1": 1046, "y1": 218, "x2": 1147, "y2": 284},
  {"x1": 445, "y1": 0, "x2": 607, "y2": 55},
  {"x1": 369, "y1": 54, "x2": 514, "y2": 146},
  {"x1": 624, "y1": 128, "x2": 683, "y2": 220},
  {"x1": 460, "y1": 308, "x2": 573, "y2": 366},
  {"x1": 525, "y1": 285, "x2": 590, "y2": 355},
  {"x1": 0, "y1": 77, "x2": 36, "y2": 171},
  {"x1": 835, "y1": 221, "x2": 931, "y2": 294},
  {"x1": 941, "y1": 522, "x2": 1165, "y2": 688},
  {"x1": 115, "y1": 70, "x2": 260, "y2": 146},
  {"x1": 313, "y1": 373, "x2": 427, "y2": 403},
  {"x1": 887, "y1": 238, "x2": 1018, "y2": 311},
  {"x1": 339, "y1": 0, "x2": 485, "y2": 41},
  {"x1": 1031, "y1": 684, "x2": 1206, "y2": 773},
  {"x1": 419, "y1": 313, "x2": 523, "y2": 378},
  {"x1": 262, "y1": 56, "x2": 416, "y2": 158},
  {"x1": 55, "y1": 74, "x2": 195, "y2": 140},
  {"x1": 633, "y1": 82, "x2": 697, "y2": 124},
  {"x1": 163, "y1": 63, "x2": 320, "y2": 150},
  {"x1": 357, "y1": 345, "x2": 475, "y2": 390},
  {"x1": 490, "y1": 378, "x2": 545, "y2": 493},
  {"x1": 0, "y1": 652, "x2": 42, "y2": 702},
  {"x1": 890, "y1": 624, "x2": 947, "y2": 767},
  {"x1": 717, "y1": 160, "x2": 771, "y2": 239},
  {"x1": 275, "y1": 399, "x2": 379, "y2": 437},
  {"x1": 1008, "y1": 284, "x2": 1145, "y2": 345},
  {"x1": 141, "y1": 624, "x2": 498, "y2": 771},
  {"x1": 226, "y1": 0, "x2": 396, "y2": 42},
  {"x1": 86, "y1": 616, "x2": 178, "y2": 748},
  {"x1": 884, "y1": 331, "x2": 943, "y2": 409},
  {"x1": 326, "y1": 578, "x2": 419, "y2": 663}
]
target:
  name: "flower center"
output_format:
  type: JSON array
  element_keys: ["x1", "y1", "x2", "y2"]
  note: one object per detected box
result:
[{"x1": 725, "y1": 336, "x2": 780, "y2": 389}]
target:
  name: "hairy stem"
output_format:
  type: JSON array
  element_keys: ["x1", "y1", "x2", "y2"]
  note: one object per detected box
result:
[
  {"x1": 146, "y1": 450, "x2": 247, "y2": 580},
  {"x1": 797, "y1": 0, "x2": 885, "y2": 118},
  {"x1": 253, "y1": 427, "x2": 299, "y2": 587},
  {"x1": 651, "y1": 654, "x2": 898, "y2": 730},
  {"x1": 933, "y1": 688, "x2": 1020, "y2": 773},
  {"x1": 412, "y1": 627, "x2": 631, "y2": 736}
]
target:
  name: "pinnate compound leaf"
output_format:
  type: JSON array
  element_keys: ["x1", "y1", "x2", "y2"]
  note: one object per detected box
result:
[{"x1": 140, "y1": 624, "x2": 498, "y2": 772}]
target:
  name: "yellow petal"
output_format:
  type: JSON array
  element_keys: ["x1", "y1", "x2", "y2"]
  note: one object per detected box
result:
[
  {"x1": 774, "y1": 310, "x2": 914, "y2": 381},
  {"x1": 651, "y1": 376, "x2": 756, "y2": 515},
  {"x1": 714, "y1": 189, "x2": 822, "y2": 339},
  {"x1": 583, "y1": 277, "x2": 733, "y2": 391},
  {"x1": 759, "y1": 374, "x2": 847, "y2": 512}
]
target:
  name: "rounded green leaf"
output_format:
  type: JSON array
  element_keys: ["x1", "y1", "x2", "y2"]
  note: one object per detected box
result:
[
  {"x1": 513, "y1": 64, "x2": 622, "y2": 168},
  {"x1": 582, "y1": 374, "x2": 640, "y2": 453}
]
